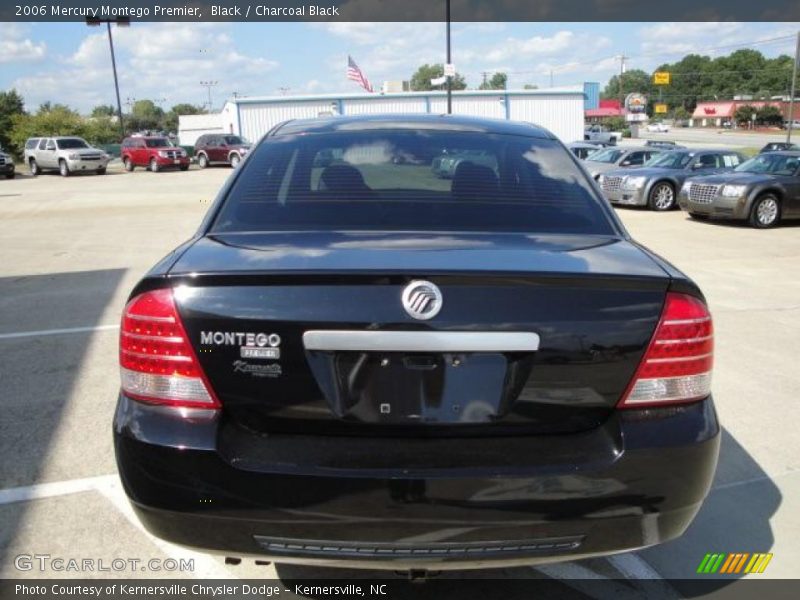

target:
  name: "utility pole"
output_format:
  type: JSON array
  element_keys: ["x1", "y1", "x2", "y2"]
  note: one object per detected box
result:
[
  {"x1": 618, "y1": 54, "x2": 627, "y2": 113},
  {"x1": 481, "y1": 71, "x2": 490, "y2": 88},
  {"x1": 200, "y1": 81, "x2": 218, "y2": 111},
  {"x1": 86, "y1": 16, "x2": 129, "y2": 140},
  {"x1": 445, "y1": 0, "x2": 452, "y2": 114},
  {"x1": 787, "y1": 31, "x2": 799, "y2": 144}
]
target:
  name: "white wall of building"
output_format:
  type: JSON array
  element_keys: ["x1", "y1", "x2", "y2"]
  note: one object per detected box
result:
[
  {"x1": 179, "y1": 89, "x2": 585, "y2": 146},
  {"x1": 177, "y1": 114, "x2": 223, "y2": 146}
]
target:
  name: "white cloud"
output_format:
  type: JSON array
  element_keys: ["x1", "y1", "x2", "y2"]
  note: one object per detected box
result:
[
  {"x1": 0, "y1": 24, "x2": 46, "y2": 64},
  {"x1": 12, "y1": 23, "x2": 278, "y2": 112}
]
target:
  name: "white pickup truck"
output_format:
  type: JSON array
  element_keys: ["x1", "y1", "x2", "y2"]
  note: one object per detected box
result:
[{"x1": 584, "y1": 124, "x2": 622, "y2": 145}]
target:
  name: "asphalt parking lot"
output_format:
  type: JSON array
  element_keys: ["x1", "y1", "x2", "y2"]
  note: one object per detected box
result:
[{"x1": 0, "y1": 162, "x2": 798, "y2": 596}]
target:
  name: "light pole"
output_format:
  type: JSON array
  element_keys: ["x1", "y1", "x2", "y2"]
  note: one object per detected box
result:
[
  {"x1": 445, "y1": 0, "x2": 452, "y2": 114},
  {"x1": 786, "y1": 31, "x2": 799, "y2": 144},
  {"x1": 200, "y1": 81, "x2": 218, "y2": 111},
  {"x1": 86, "y1": 16, "x2": 129, "y2": 140}
]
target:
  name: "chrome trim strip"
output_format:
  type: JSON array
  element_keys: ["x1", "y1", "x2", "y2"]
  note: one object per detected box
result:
[
  {"x1": 663, "y1": 317, "x2": 711, "y2": 325},
  {"x1": 303, "y1": 330, "x2": 540, "y2": 353}
]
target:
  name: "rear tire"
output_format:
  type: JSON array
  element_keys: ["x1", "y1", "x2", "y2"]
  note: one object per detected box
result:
[
  {"x1": 229, "y1": 153, "x2": 241, "y2": 168},
  {"x1": 648, "y1": 181, "x2": 675, "y2": 211},
  {"x1": 197, "y1": 153, "x2": 208, "y2": 169},
  {"x1": 124, "y1": 157, "x2": 134, "y2": 172},
  {"x1": 688, "y1": 212, "x2": 708, "y2": 221},
  {"x1": 29, "y1": 159, "x2": 39, "y2": 176},
  {"x1": 150, "y1": 158, "x2": 159, "y2": 173},
  {"x1": 749, "y1": 194, "x2": 780, "y2": 228},
  {"x1": 97, "y1": 167, "x2": 106, "y2": 175},
  {"x1": 179, "y1": 165, "x2": 189, "y2": 171},
  {"x1": 59, "y1": 160, "x2": 70, "y2": 177},
  {"x1": 5, "y1": 173, "x2": 14, "y2": 179}
]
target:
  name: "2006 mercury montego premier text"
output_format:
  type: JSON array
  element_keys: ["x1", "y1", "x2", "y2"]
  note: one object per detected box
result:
[{"x1": 114, "y1": 114, "x2": 719, "y2": 571}]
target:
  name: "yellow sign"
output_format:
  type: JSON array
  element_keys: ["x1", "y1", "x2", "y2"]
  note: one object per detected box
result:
[
  {"x1": 655, "y1": 103, "x2": 668, "y2": 114},
  {"x1": 653, "y1": 72, "x2": 671, "y2": 85}
]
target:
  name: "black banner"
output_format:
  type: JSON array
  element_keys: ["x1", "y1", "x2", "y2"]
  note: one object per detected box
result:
[
  {"x1": 2, "y1": 0, "x2": 800, "y2": 22},
  {"x1": 3, "y1": 579, "x2": 800, "y2": 600}
]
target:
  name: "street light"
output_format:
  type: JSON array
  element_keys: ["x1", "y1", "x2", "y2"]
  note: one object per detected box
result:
[
  {"x1": 200, "y1": 81, "x2": 219, "y2": 111},
  {"x1": 86, "y1": 16, "x2": 129, "y2": 140}
]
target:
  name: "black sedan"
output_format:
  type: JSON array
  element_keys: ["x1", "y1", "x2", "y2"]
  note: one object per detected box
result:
[
  {"x1": 679, "y1": 151, "x2": 800, "y2": 228},
  {"x1": 759, "y1": 142, "x2": 799, "y2": 153},
  {"x1": 114, "y1": 114, "x2": 719, "y2": 571},
  {"x1": 599, "y1": 148, "x2": 746, "y2": 211}
]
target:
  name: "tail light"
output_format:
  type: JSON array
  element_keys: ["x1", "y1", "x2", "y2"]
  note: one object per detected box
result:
[
  {"x1": 119, "y1": 288, "x2": 220, "y2": 409},
  {"x1": 619, "y1": 292, "x2": 713, "y2": 408}
]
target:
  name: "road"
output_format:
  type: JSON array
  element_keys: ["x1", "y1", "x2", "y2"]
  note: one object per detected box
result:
[
  {"x1": 635, "y1": 127, "x2": 795, "y2": 149},
  {"x1": 0, "y1": 164, "x2": 798, "y2": 596}
]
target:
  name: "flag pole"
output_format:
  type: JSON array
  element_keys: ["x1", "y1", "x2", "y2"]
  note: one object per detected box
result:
[{"x1": 446, "y1": 0, "x2": 452, "y2": 114}]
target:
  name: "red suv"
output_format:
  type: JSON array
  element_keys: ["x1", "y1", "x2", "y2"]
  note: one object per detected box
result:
[
  {"x1": 121, "y1": 137, "x2": 190, "y2": 172},
  {"x1": 194, "y1": 134, "x2": 251, "y2": 168}
]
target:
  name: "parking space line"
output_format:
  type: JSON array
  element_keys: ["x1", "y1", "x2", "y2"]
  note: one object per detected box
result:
[
  {"x1": 0, "y1": 474, "x2": 118, "y2": 505},
  {"x1": 0, "y1": 324, "x2": 120, "y2": 340}
]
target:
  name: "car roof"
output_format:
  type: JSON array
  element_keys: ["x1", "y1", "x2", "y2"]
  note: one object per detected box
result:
[
  {"x1": 661, "y1": 147, "x2": 739, "y2": 154},
  {"x1": 762, "y1": 150, "x2": 800, "y2": 156},
  {"x1": 272, "y1": 114, "x2": 555, "y2": 139}
]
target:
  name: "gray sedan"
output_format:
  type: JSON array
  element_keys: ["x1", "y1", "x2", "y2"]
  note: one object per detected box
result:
[
  {"x1": 679, "y1": 151, "x2": 800, "y2": 228},
  {"x1": 599, "y1": 149, "x2": 747, "y2": 211},
  {"x1": 583, "y1": 146, "x2": 663, "y2": 180}
]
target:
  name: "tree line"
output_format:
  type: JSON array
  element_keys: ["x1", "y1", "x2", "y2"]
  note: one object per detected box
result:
[
  {"x1": 601, "y1": 48, "x2": 795, "y2": 117},
  {"x1": 0, "y1": 90, "x2": 206, "y2": 158}
]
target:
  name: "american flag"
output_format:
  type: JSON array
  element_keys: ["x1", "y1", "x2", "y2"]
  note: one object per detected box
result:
[{"x1": 347, "y1": 55, "x2": 374, "y2": 93}]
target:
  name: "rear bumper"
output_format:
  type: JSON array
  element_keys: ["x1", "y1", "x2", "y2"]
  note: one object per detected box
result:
[
  {"x1": 153, "y1": 155, "x2": 190, "y2": 167},
  {"x1": 114, "y1": 394, "x2": 720, "y2": 569}
]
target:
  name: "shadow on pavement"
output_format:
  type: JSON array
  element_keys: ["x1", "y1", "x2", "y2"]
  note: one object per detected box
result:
[{"x1": 0, "y1": 268, "x2": 127, "y2": 569}]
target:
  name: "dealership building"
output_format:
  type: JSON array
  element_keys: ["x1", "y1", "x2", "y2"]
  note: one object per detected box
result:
[{"x1": 178, "y1": 87, "x2": 593, "y2": 146}]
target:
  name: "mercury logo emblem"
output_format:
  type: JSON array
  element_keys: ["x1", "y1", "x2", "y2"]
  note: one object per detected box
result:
[{"x1": 401, "y1": 280, "x2": 443, "y2": 320}]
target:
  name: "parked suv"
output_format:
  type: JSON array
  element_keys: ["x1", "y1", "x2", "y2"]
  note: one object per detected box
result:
[
  {"x1": 121, "y1": 136, "x2": 189, "y2": 172},
  {"x1": 194, "y1": 134, "x2": 251, "y2": 168},
  {"x1": 24, "y1": 137, "x2": 110, "y2": 177},
  {"x1": 0, "y1": 145, "x2": 14, "y2": 179}
]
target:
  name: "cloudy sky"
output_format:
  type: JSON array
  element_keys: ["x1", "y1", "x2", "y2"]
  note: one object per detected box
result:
[{"x1": 1, "y1": 21, "x2": 797, "y2": 113}]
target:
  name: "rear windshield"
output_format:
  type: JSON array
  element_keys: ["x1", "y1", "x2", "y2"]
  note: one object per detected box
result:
[
  {"x1": 224, "y1": 136, "x2": 248, "y2": 145},
  {"x1": 144, "y1": 138, "x2": 171, "y2": 148},
  {"x1": 211, "y1": 131, "x2": 614, "y2": 235}
]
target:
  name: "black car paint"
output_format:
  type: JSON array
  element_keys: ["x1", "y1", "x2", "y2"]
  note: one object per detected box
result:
[{"x1": 115, "y1": 114, "x2": 719, "y2": 569}]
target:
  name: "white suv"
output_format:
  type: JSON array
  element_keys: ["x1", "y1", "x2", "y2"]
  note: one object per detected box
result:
[{"x1": 24, "y1": 137, "x2": 110, "y2": 177}]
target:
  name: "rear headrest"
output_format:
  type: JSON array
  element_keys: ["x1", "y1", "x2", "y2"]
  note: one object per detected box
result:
[
  {"x1": 319, "y1": 164, "x2": 368, "y2": 192},
  {"x1": 451, "y1": 161, "x2": 499, "y2": 201}
]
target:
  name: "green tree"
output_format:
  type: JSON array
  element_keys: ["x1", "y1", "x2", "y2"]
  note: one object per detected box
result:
[
  {"x1": 734, "y1": 104, "x2": 758, "y2": 125},
  {"x1": 126, "y1": 99, "x2": 165, "y2": 132},
  {"x1": 0, "y1": 89, "x2": 26, "y2": 155},
  {"x1": 91, "y1": 104, "x2": 116, "y2": 118},
  {"x1": 10, "y1": 104, "x2": 86, "y2": 154},
  {"x1": 163, "y1": 103, "x2": 206, "y2": 132},
  {"x1": 601, "y1": 68, "x2": 654, "y2": 101},
  {"x1": 410, "y1": 64, "x2": 467, "y2": 91},
  {"x1": 479, "y1": 72, "x2": 507, "y2": 90},
  {"x1": 756, "y1": 105, "x2": 783, "y2": 126}
]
